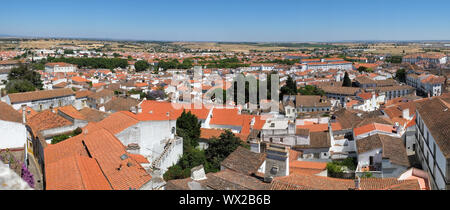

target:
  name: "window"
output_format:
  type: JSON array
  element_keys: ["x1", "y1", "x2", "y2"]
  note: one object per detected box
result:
[{"x1": 280, "y1": 138, "x2": 283, "y2": 143}]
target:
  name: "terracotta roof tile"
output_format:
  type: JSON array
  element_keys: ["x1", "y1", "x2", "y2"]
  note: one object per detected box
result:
[
  {"x1": 0, "y1": 101, "x2": 22, "y2": 123},
  {"x1": 221, "y1": 146, "x2": 266, "y2": 175},
  {"x1": 8, "y1": 88, "x2": 74, "y2": 104},
  {"x1": 28, "y1": 110, "x2": 73, "y2": 132}
]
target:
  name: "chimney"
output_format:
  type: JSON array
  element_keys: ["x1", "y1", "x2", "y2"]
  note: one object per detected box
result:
[
  {"x1": 190, "y1": 165, "x2": 207, "y2": 181},
  {"x1": 402, "y1": 108, "x2": 410, "y2": 120},
  {"x1": 21, "y1": 105, "x2": 27, "y2": 124},
  {"x1": 130, "y1": 106, "x2": 137, "y2": 114},
  {"x1": 264, "y1": 144, "x2": 289, "y2": 183},
  {"x1": 354, "y1": 177, "x2": 361, "y2": 190},
  {"x1": 250, "y1": 140, "x2": 261, "y2": 153}
]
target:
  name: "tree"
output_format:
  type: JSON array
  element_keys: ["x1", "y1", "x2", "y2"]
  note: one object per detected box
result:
[
  {"x1": 7, "y1": 64, "x2": 43, "y2": 91},
  {"x1": 176, "y1": 110, "x2": 201, "y2": 148},
  {"x1": 5, "y1": 80, "x2": 36, "y2": 93},
  {"x1": 134, "y1": 60, "x2": 150, "y2": 72},
  {"x1": 342, "y1": 72, "x2": 352, "y2": 87},
  {"x1": 163, "y1": 165, "x2": 189, "y2": 180},
  {"x1": 146, "y1": 89, "x2": 167, "y2": 100},
  {"x1": 395, "y1": 68, "x2": 406, "y2": 83},
  {"x1": 357, "y1": 66, "x2": 368, "y2": 73},
  {"x1": 298, "y1": 85, "x2": 325, "y2": 96},
  {"x1": 204, "y1": 130, "x2": 244, "y2": 172},
  {"x1": 279, "y1": 76, "x2": 297, "y2": 100}
]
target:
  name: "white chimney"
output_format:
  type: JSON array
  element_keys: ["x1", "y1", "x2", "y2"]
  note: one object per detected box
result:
[
  {"x1": 190, "y1": 165, "x2": 207, "y2": 181},
  {"x1": 250, "y1": 140, "x2": 261, "y2": 153},
  {"x1": 21, "y1": 105, "x2": 27, "y2": 124},
  {"x1": 402, "y1": 108, "x2": 410, "y2": 120}
]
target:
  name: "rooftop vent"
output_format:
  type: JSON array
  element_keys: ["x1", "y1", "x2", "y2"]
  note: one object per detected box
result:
[{"x1": 120, "y1": 154, "x2": 129, "y2": 160}]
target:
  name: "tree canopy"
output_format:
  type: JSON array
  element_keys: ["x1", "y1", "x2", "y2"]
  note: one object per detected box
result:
[
  {"x1": 163, "y1": 113, "x2": 246, "y2": 181},
  {"x1": 395, "y1": 68, "x2": 406, "y2": 83},
  {"x1": 342, "y1": 72, "x2": 352, "y2": 87},
  {"x1": 298, "y1": 85, "x2": 325, "y2": 96},
  {"x1": 134, "y1": 60, "x2": 150, "y2": 72},
  {"x1": 176, "y1": 110, "x2": 201, "y2": 149},
  {"x1": 204, "y1": 130, "x2": 244, "y2": 173},
  {"x1": 279, "y1": 76, "x2": 297, "y2": 100},
  {"x1": 6, "y1": 64, "x2": 43, "y2": 93},
  {"x1": 46, "y1": 57, "x2": 128, "y2": 70}
]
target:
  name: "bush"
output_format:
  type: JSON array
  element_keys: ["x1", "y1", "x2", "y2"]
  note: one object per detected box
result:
[
  {"x1": 326, "y1": 162, "x2": 344, "y2": 174},
  {"x1": 51, "y1": 128, "x2": 82, "y2": 144},
  {"x1": 361, "y1": 172, "x2": 373, "y2": 178}
]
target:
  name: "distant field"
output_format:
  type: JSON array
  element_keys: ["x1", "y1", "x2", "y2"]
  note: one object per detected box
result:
[
  {"x1": 1, "y1": 38, "x2": 447, "y2": 55},
  {"x1": 368, "y1": 43, "x2": 425, "y2": 55},
  {"x1": 172, "y1": 42, "x2": 342, "y2": 52}
]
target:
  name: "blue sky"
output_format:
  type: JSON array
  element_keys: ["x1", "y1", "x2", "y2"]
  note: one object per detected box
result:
[{"x1": 1, "y1": 0, "x2": 449, "y2": 42}]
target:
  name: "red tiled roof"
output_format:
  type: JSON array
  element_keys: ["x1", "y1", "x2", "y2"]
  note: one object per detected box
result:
[
  {"x1": 353, "y1": 123, "x2": 396, "y2": 137},
  {"x1": 296, "y1": 122, "x2": 342, "y2": 132},
  {"x1": 93, "y1": 112, "x2": 139, "y2": 135},
  {"x1": 200, "y1": 128, "x2": 226, "y2": 139},
  {"x1": 28, "y1": 110, "x2": 73, "y2": 132},
  {"x1": 57, "y1": 105, "x2": 86, "y2": 120},
  {"x1": 45, "y1": 128, "x2": 151, "y2": 190}
]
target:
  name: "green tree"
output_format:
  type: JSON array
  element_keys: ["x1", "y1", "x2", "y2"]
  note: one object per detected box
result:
[
  {"x1": 395, "y1": 68, "x2": 406, "y2": 83},
  {"x1": 176, "y1": 110, "x2": 201, "y2": 148},
  {"x1": 7, "y1": 64, "x2": 43, "y2": 92},
  {"x1": 342, "y1": 72, "x2": 352, "y2": 87},
  {"x1": 298, "y1": 85, "x2": 325, "y2": 96},
  {"x1": 5, "y1": 80, "x2": 36, "y2": 93},
  {"x1": 64, "y1": 49, "x2": 74, "y2": 54},
  {"x1": 357, "y1": 66, "x2": 368, "y2": 73},
  {"x1": 205, "y1": 130, "x2": 244, "y2": 173},
  {"x1": 163, "y1": 165, "x2": 190, "y2": 180},
  {"x1": 279, "y1": 76, "x2": 297, "y2": 99},
  {"x1": 134, "y1": 60, "x2": 150, "y2": 72}
]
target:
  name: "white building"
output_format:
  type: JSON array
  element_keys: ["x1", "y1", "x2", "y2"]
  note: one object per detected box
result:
[
  {"x1": 45, "y1": 62, "x2": 76, "y2": 73},
  {"x1": 0, "y1": 102, "x2": 26, "y2": 149},
  {"x1": 415, "y1": 96, "x2": 450, "y2": 190},
  {"x1": 402, "y1": 53, "x2": 447, "y2": 65},
  {"x1": 92, "y1": 109, "x2": 183, "y2": 175},
  {"x1": 406, "y1": 73, "x2": 445, "y2": 97},
  {"x1": 3, "y1": 88, "x2": 76, "y2": 111},
  {"x1": 301, "y1": 58, "x2": 352, "y2": 71},
  {"x1": 355, "y1": 134, "x2": 410, "y2": 178}
]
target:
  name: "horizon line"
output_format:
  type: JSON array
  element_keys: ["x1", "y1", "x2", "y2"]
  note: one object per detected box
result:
[{"x1": 1, "y1": 34, "x2": 450, "y2": 44}]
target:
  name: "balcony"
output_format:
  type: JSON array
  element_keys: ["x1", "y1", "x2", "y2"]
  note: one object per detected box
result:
[{"x1": 356, "y1": 162, "x2": 382, "y2": 173}]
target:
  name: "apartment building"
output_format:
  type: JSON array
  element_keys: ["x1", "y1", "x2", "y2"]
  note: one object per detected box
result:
[
  {"x1": 414, "y1": 96, "x2": 450, "y2": 190},
  {"x1": 44, "y1": 62, "x2": 76, "y2": 73},
  {"x1": 301, "y1": 58, "x2": 352, "y2": 71},
  {"x1": 406, "y1": 73, "x2": 445, "y2": 97},
  {"x1": 402, "y1": 53, "x2": 447, "y2": 65}
]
